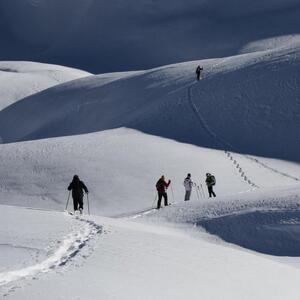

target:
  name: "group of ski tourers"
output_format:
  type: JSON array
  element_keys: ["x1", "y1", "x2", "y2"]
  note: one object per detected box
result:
[
  {"x1": 67, "y1": 172, "x2": 216, "y2": 214},
  {"x1": 67, "y1": 66, "x2": 207, "y2": 214},
  {"x1": 155, "y1": 173, "x2": 216, "y2": 210}
]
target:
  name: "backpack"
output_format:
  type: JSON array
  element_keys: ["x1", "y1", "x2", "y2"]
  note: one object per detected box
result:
[
  {"x1": 156, "y1": 180, "x2": 164, "y2": 191},
  {"x1": 211, "y1": 175, "x2": 216, "y2": 185},
  {"x1": 183, "y1": 178, "x2": 192, "y2": 189}
]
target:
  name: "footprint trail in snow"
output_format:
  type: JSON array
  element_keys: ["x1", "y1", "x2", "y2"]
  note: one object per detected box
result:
[{"x1": 0, "y1": 215, "x2": 102, "y2": 287}]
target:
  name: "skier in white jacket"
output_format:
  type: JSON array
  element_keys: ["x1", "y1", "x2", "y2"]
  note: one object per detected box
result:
[{"x1": 183, "y1": 173, "x2": 193, "y2": 201}]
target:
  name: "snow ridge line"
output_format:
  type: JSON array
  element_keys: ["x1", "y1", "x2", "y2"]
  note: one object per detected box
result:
[
  {"x1": 187, "y1": 84, "x2": 258, "y2": 189},
  {"x1": 0, "y1": 215, "x2": 102, "y2": 287}
]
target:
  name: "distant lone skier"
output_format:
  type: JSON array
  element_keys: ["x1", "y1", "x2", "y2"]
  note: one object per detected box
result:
[
  {"x1": 156, "y1": 175, "x2": 171, "y2": 209},
  {"x1": 205, "y1": 173, "x2": 216, "y2": 198},
  {"x1": 196, "y1": 65, "x2": 203, "y2": 81},
  {"x1": 67, "y1": 175, "x2": 88, "y2": 214},
  {"x1": 183, "y1": 173, "x2": 193, "y2": 201}
]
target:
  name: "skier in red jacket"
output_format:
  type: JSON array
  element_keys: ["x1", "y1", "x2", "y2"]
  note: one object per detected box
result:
[{"x1": 155, "y1": 175, "x2": 171, "y2": 209}]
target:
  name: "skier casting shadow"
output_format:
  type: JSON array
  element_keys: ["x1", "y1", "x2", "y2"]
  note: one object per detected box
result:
[
  {"x1": 205, "y1": 173, "x2": 216, "y2": 198},
  {"x1": 156, "y1": 175, "x2": 171, "y2": 209},
  {"x1": 196, "y1": 65, "x2": 203, "y2": 81},
  {"x1": 67, "y1": 175, "x2": 89, "y2": 214}
]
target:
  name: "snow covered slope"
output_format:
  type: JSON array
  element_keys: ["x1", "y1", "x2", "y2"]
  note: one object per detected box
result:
[
  {"x1": 0, "y1": 61, "x2": 91, "y2": 110},
  {"x1": 1, "y1": 205, "x2": 300, "y2": 300},
  {"x1": 0, "y1": 41, "x2": 299, "y2": 162},
  {"x1": 0, "y1": 1, "x2": 299, "y2": 298},
  {"x1": 0, "y1": 128, "x2": 299, "y2": 217},
  {"x1": 0, "y1": 0, "x2": 299, "y2": 72}
]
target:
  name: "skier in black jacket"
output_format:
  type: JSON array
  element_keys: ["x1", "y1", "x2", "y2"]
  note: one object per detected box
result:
[
  {"x1": 196, "y1": 65, "x2": 203, "y2": 81},
  {"x1": 68, "y1": 175, "x2": 88, "y2": 214}
]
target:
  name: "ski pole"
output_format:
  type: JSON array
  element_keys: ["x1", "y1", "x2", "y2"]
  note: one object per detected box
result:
[
  {"x1": 170, "y1": 184, "x2": 175, "y2": 203},
  {"x1": 65, "y1": 191, "x2": 71, "y2": 211},
  {"x1": 152, "y1": 194, "x2": 158, "y2": 208},
  {"x1": 195, "y1": 185, "x2": 200, "y2": 201},
  {"x1": 196, "y1": 185, "x2": 200, "y2": 199},
  {"x1": 197, "y1": 186, "x2": 201, "y2": 199},
  {"x1": 87, "y1": 193, "x2": 90, "y2": 215},
  {"x1": 200, "y1": 184, "x2": 206, "y2": 198}
]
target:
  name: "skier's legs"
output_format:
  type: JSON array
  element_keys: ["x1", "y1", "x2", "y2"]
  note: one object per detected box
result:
[
  {"x1": 211, "y1": 187, "x2": 216, "y2": 197},
  {"x1": 208, "y1": 186, "x2": 212, "y2": 198},
  {"x1": 157, "y1": 193, "x2": 163, "y2": 209},
  {"x1": 78, "y1": 197, "x2": 84, "y2": 210},
  {"x1": 185, "y1": 190, "x2": 191, "y2": 201},
  {"x1": 163, "y1": 192, "x2": 168, "y2": 206},
  {"x1": 73, "y1": 197, "x2": 79, "y2": 211},
  {"x1": 197, "y1": 73, "x2": 200, "y2": 81}
]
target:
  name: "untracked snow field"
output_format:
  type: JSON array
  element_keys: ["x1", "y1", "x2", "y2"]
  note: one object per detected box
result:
[{"x1": 0, "y1": 61, "x2": 91, "y2": 111}]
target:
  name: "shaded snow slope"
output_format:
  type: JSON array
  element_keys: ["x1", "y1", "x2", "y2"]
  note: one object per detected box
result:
[
  {"x1": 200, "y1": 209, "x2": 300, "y2": 256},
  {"x1": 141, "y1": 185, "x2": 300, "y2": 256},
  {"x1": 1, "y1": 205, "x2": 300, "y2": 300},
  {"x1": 0, "y1": 128, "x2": 299, "y2": 216},
  {"x1": 1, "y1": 43, "x2": 299, "y2": 162},
  {"x1": 0, "y1": 0, "x2": 299, "y2": 72},
  {"x1": 0, "y1": 61, "x2": 91, "y2": 110}
]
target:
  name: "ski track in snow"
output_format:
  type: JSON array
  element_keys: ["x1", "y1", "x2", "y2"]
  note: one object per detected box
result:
[
  {"x1": 186, "y1": 82, "x2": 300, "y2": 187},
  {"x1": 186, "y1": 83, "x2": 258, "y2": 189},
  {"x1": 0, "y1": 214, "x2": 102, "y2": 289},
  {"x1": 113, "y1": 72, "x2": 300, "y2": 221},
  {"x1": 243, "y1": 155, "x2": 300, "y2": 182}
]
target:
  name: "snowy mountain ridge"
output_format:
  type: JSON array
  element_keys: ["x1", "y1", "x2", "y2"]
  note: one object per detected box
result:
[
  {"x1": 0, "y1": 40, "x2": 299, "y2": 163},
  {"x1": 1, "y1": 0, "x2": 300, "y2": 72}
]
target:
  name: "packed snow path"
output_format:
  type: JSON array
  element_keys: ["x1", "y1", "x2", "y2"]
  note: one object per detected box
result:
[{"x1": 0, "y1": 211, "x2": 102, "y2": 288}]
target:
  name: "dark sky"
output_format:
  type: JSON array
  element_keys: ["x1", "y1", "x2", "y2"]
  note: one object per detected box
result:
[{"x1": 0, "y1": 0, "x2": 299, "y2": 73}]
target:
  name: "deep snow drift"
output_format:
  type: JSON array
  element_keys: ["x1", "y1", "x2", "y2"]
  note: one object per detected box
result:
[{"x1": 0, "y1": 0, "x2": 299, "y2": 72}]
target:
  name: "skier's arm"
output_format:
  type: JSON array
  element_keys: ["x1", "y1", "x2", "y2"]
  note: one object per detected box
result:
[
  {"x1": 82, "y1": 182, "x2": 89, "y2": 193},
  {"x1": 67, "y1": 183, "x2": 73, "y2": 191}
]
